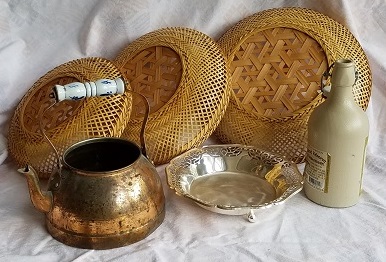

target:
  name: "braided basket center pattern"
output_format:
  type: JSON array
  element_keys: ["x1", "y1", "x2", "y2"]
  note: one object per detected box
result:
[
  {"x1": 232, "y1": 27, "x2": 327, "y2": 117},
  {"x1": 119, "y1": 46, "x2": 182, "y2": 118},
  {"x1": 22, "y1": 77, "x2": 82, "y2": 133}
]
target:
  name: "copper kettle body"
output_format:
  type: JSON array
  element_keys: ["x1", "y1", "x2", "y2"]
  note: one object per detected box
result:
[{"x1": 19, "y1": 79, "x2": 165, "y2": 249}]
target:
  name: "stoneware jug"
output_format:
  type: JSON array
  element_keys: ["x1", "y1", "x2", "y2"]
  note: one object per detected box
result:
[
  {"x1": 18, "y1": 78, "x2": 165, "y2": 249},
  {"x1": 304, "y1": 59, "x2": 369, "y2": 207}
]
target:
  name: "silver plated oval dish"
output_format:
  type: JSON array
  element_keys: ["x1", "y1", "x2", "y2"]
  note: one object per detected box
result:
[{"x1": 166, "y1": 144, "x2": 303, "y2": 222}]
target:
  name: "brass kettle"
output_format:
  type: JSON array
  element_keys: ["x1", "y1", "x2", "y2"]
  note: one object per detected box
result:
[{"x1": 18, "y1": 78, "x2": 165, "y2": 249}]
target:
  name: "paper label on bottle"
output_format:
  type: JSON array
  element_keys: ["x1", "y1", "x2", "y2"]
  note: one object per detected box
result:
[{"x1": 304, "y1": 146, "x2": 331, "y2": 193}]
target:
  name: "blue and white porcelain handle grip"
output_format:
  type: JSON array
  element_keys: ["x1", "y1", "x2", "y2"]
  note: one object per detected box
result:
[{"x1": 54, "y1": 78, "x2": 125, "y2": 101}]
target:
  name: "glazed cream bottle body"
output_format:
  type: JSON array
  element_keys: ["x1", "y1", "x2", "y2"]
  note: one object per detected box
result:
[{"x1": 304, "y1": 59, "x2": 369, "y2": 207}]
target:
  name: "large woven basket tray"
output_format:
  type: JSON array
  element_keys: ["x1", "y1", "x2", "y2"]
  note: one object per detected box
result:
[
  {"x1": 8, "y1": 58, "x2": 132, "y2": 178},
  {"x1": 114, "y1": 27, "x2": 230, "y2": 165},
  {"x1": 215, "y1": 7, "x2": 372, "y2": 163}
]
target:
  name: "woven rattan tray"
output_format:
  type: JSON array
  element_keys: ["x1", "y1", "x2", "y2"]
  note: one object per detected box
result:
[
  {"x1": 114, "y1": 27, "x2": 230, "y2": 165},
  {"x1": 215, "y1": 7, "x2": 372, "y2": 163},
  {"x1": 8, "y1": 58, "x2": 132, "y2": 178}
]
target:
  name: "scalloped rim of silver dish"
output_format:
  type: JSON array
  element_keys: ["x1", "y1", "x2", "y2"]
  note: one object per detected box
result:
[{"x1": 166, "y1": 144, "x2": 303, "y2": 221}]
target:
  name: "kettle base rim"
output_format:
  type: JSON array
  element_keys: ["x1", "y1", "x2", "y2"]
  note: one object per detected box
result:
[{"x1": 45, "y1": 208, "x2": 165, "y2": 249}]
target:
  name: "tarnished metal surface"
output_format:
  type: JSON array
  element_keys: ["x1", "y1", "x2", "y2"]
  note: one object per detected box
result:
[
  {"x1": 166, "y1": 144, "x2": 303, "y2": 220},
  {"x1": 21, "y1": 138, "x2": 165, "y2": 249}
]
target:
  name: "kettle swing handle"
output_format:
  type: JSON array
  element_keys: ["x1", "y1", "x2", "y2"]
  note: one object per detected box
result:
[
  {"x1": 124, "y1": 89, "x2": 149, "y2": 158},
  {"x1": 20, "y1": 78, "x2": 150, "y2": 213},
  {"x1": 39, "y1": 77, "x2": 150, "y2": 175}
]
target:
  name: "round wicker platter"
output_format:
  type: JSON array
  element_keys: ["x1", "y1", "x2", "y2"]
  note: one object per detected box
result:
[
  {"x1": 8, "y1": 58, "x2": 132, "y2": 178},
  {"x1": 114, "y1": 27, "x2": 230, "y2": 165},
  {"x1": 215, "y1": 7, "x2": 372, "y2": 163}
]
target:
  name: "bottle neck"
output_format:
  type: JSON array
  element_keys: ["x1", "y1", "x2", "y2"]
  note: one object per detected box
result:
[
  {"x1": 326, "y1": 59, "x2": 356, "y2": 105},
  {"x1": 328, "y1": 84, "x2": 355, "y2": 104}
]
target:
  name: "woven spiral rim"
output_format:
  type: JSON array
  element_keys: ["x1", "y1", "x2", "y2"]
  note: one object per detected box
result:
[
  {"x1": 215, "y1": 7, "x2": 372, "y2": 163},
  {"x1": 114, "y1": 27, "x2": 231, "y2": 165},
  {"x1": 8, "y1": 57, "x2": 132, "y2": 178}
]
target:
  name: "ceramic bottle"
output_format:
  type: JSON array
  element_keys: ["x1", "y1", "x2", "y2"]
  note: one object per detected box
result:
[{"x1": 304, "y1": 59, "x2": 369, "y2": 207}]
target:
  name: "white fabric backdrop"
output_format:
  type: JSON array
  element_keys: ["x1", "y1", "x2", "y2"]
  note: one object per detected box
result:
[{"x1": 1, "y1": 0, "x2": 386, "y2": 261}]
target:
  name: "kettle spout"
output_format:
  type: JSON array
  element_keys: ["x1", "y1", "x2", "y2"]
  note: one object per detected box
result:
[{"x1": 18, "y1": 165, "x2": 53, "y2": 213}]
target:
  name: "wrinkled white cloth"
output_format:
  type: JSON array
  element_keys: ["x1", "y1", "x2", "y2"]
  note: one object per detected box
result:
[
  {"x1": 1, "y1": 0, "x2": 386, "y2": 261},
  {"x1": 0, "y1": 134, "x2": 7, "y2": 165}
]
